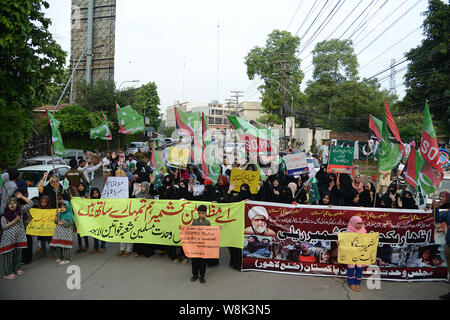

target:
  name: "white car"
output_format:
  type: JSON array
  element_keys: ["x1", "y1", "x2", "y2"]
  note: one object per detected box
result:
[
  {"x1": 17, "y1": 155, "x2": 65, "y2": 168},
  {"x1": 127, "y1": 142, "x2": 149, "y2": 154},
  {"x1": 306, "y1": 157, "x2": 320, "y2": 173},
  {"x1": 18, "y1": 164, "x2": 70, "y2": 206}
]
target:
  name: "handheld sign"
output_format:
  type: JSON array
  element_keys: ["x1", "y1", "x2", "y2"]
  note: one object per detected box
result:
[
  {"x1": 26, "y1": 209, "x2": 57, "y2": 237},
  {"x1": 283, "y1": 152, "x2": 309, "y2": 176},
  {"x1": 327, "y1": 146, "x2": 354, "y2": 174},
  {"x1": 179, "y1": 225, "x2": 220, "y2": 259},
  {"x1": 229, "y1": 168, "x2": 260, "y2": 194},
  {"x1": 167, "y1": 146, "x2": 189, "y2": 169},
  {"x1": 338, "y1": 232, "x2": 379, "y2": 266},
  {"x1": 102, "y1": 176, "x2": 129, "y2": 199}
]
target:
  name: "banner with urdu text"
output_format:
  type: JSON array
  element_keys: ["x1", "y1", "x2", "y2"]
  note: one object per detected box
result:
[
  {"x1": 71, "y1": 198, "x2": 245, "y2": 248},
  {"x1": 242, "y1": 201, "x2": 447, "y2": 281}
]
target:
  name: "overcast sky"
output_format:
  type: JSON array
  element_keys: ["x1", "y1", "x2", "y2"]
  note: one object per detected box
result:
[{"x1": 44, "y1": 0, "x2": 429, "y2": 114}]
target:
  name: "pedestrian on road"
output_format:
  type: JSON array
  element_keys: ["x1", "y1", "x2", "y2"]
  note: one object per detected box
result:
[{"x1": 190, "y1": 205, "x2": 210, "y2": 284}]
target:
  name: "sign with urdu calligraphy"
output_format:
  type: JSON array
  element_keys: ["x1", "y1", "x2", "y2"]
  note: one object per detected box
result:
[
  {"x1": 26, "y1": 209, "x2": 57, "y2": 237},
  {"x1": 71, "y1": 198, "x2": 244, "y2": 248},
  {"x1": 337, "y1": 232, "x2": 379, "y2": 265},
  {"x1": 242, "y1": 201, "x2": 447, "y2": 281}
]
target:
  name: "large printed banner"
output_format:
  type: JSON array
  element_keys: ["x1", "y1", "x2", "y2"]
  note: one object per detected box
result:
[
  {"x1": 242, "y1": 201, "x2": 447, "y2": 281},
  {"x1": 71, "y1": 198, "x2": 244, "y2": 248}
]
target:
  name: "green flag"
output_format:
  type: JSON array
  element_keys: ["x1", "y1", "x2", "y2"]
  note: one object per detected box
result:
[
  {"x1": 116, "y1": 104, "x2": 145, "y2": 135},
  {"x1": 151, "y1": 146, "x2": 163, "y2": 171},
  {"x1": 415, "y1": 152, "x2": 435, "y2": 195},
  {"x1": 378, "y1": 115, "x2": 402, "y2": 171},
  {"x1": 308, "y1": 177, "x2": 321, "y2": 203},
  {"x1": 90, "y1": 112, "x2": 112, "y2": 140},
  {"x1": 201, "y1": 113, "x2": 221, "y2": 183},
  {"x1": 46, "y1": 110, "x2": 65, "y2": 157}
]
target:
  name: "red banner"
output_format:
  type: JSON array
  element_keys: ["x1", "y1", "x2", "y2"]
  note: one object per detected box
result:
[{"x1": 242, "y1": 201, "x2": 447, "y2": 281}]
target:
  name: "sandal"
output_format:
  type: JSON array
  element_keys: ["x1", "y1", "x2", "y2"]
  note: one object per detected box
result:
[
  {"x1": 4, "y1": 274, "x2": 17, "y2": 280},
  {"x1": 76, "y1": 247, "x2": 83, "y2": 253},
  {"x1": 134, "y1": 253, "x2": 140, "y2": 257},
  {"x1": 116, "y1": 251, "x2": 124, "y2": 257},
  {"x1": 16, "y1": 270, "x2": 24, "y2": 276},
  {"x1": 123, "y1": 252, "x2": 130, "y2": 257}
]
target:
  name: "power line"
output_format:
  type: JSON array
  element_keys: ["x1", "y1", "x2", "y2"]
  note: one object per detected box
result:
[
  {"x1": 359, "y1": 26, "x2": 421, "y2": 69},
  {"x1": 338, "y1": 0, "x2": 376, "y2": 40},
  {"x1": 297, "y1": 0, "x2": 345, "y2": 56},
  {"x1": 298, "y1": 0, "x2": 331, "y2": 42},
  {"x1": 356, "y1": 0, "x2": 423, "y2": 55},
  {"x1": 349, "y1": 0, "x2": 390, "y2": 43},
  {"x1": 294, "y1": 0, "x2": 321, "y2": 36},
  {"x1": 286, "y1": 0, "x2": 304, "y2": 31}
]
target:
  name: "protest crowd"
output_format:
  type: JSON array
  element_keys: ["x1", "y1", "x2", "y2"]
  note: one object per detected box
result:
[{"x1": 0, "y1": 99, "x2": 449, "y2": 300}]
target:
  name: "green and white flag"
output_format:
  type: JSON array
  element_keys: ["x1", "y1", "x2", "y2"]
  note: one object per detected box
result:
[
  {"x1": 46, "y1": 110, "x2": 65, "y2": 157},
  {"x1": 116, "y1": 104, "x2": 145, "y2": 135},
  {"x1": 378, "y1": 114, "x2": 402, "y2": 171},
  {"x1": 90, "y1": 112, "x2": 112, "y2": 140},
  {"x1": 308, "y1": 176, "x2": 321, "y2": 203}
]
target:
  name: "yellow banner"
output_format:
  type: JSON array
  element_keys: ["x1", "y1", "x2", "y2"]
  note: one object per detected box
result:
[
  {"x1": 71, "y1": 198, "x2": 245, "y2": 248},
  {"x1": 26, "y1": 209, "x2": 57, "y2": 237},
  {"x1": 229, "y1": 168, "x2": 260, "y2": 194},
  {"x1": 168, "y1": 146, "x2": 189, "y2": 168},
  {"x1": 338, "y1": 232, "x2": 379, "y2": 266}
]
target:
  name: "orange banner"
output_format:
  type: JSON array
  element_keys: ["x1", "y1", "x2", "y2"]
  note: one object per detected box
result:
[{"x1": 179, "y1": 225, "x2": 220, "y2": 259}]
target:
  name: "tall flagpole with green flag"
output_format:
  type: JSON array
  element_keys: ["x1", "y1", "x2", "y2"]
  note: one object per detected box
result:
[
  {"x1": 46, "y1": 110, "x2": 65, "y2": 157},
  {"x1": 420, "y1": 100, "x2": 443, "y2": 189}
]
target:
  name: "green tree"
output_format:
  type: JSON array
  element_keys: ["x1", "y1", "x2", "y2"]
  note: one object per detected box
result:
[
  {"x1": 400, "y1": 0, "x2": 450, "y2": 138},
  {"x1": 74, "y1": 79, "x2": 116, "y2": 114},
  {"x1": 0, "y1": 0, "x2": 67, "y2": 165},
  {"x1": 245, "y1": 30, "x2": 305, "y2": 125},
  {"x1": 134, "y1": 82, "x2": 161, "y2": 131},
  {"x1": 306, "y1": 39, "x2": 358, "y2": 123},
  {"x1": 306, "y1": 39, "x2": 397, "y2": 132}
]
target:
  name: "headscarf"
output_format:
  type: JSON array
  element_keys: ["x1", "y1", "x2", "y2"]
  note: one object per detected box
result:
[
  {"x1": 38, "y1": 195, "x2": 53, "y2": 209},
  {"x1": 3, "y1": 197, "x2": 20, "y2": 222},
  {"x1": 217, "y1": 175, "x2": 228, "y2": 187},
  {"x1": 136, "y1": 181, "x2": 151, "y2": 199},
  {"x1": 439, "y1": 191, "x2": 450, "y2": 209},
  {"x1": 279, "y1": 186, "x2": 294, "y2": 204},
  {"x1": 238, "y1": 183, "x2": 252, "y2": 201},
  {"x1": 346, "y1": 216, "x2": 367, "y2": 233},
  {"x1": 344, "y1": 189, "x2": 359, "y2": 207},
  {"x1": 59, "y1": 201, "x2": 75, "y2": 222},
  {"x1": 401, "y1": 190, "x2": 417, "y2": 209},
  {"x1": 203, "y1": 184, "x2": 217, "y2": 202},
  {"x1": 352, "y1": 176, "x2": 364, "y2": 194},
  {"x1": 89, "y1": 187, "x2": 101, "y2": 200}
]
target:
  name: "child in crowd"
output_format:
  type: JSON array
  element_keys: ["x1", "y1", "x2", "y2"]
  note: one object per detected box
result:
[
  {"x1": 0, "y1": 193, "x2": 33, "y2": 279},
  {"x1": 50, "y1": 201, "x2": 75, "y2": 265},
  {"x1": 89, "y1": 187, "x2": 106, "y2": 254},
  {"x1": 190, "y1": 205, "x2": 210, "y2": 284},
  {"x1": 344, "y1": 216, "x2": 367, "y2": 292}
]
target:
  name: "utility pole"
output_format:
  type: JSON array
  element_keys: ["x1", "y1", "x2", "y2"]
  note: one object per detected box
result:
[
  {"x1": 273, "y1": 52, "x2": 296, "y2": 150},
  {"x1": 389, "y1": 58, "x2": 396, "y2": 94}
]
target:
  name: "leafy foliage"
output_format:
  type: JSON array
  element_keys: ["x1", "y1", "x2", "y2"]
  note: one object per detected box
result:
[
  {"x1": 400, "y1": 0, "x2": 450, "y2": 138},
  {"x1": 0, "y1": 0, "x2": 66, "y2": 165}
]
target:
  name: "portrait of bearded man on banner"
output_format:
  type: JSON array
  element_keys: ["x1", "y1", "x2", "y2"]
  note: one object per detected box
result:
[{"x1": 244, "y1": 206, "x2": 276, "y2": 236}]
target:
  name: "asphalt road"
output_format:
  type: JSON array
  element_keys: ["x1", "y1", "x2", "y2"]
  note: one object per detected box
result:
[{"x1": 1, "y1": 169, "x2": 448, "y2": 301}]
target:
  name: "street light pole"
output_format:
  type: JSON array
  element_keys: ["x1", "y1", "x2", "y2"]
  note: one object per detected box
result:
[{"x1": 118, "y1": 80, "x2": 140, "y2": 91}]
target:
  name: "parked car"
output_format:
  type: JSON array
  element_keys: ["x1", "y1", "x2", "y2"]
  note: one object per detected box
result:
[
  {"x1": 126, "y1": 142, "x2": 149, "y2": 155},
  {"x1": 17, "y1": 155, "x2": 65, "y2": 168},
  {"x1": 18, "y1": 164, "x2": 70, "y2": 206},
  {"x1": 163, "y1": 138, "x2": 175, "y2": 148},
  {"x1": 306, "y1": 157, "x2": 320, "y2": 173},
  {"x1": 62, "y1": 149, "x2": 85, "y2": 166}
]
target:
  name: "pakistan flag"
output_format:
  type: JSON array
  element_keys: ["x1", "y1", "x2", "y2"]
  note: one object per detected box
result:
[
  {"x1": 90, "y1": 112, "x2": 112, "y2": 141},
  {"x1": 116, "y1": 104, "x2": 145, "y2": 135},
  {"x1": 46, "y1": 110, "x2": 65, "y2": 157}
]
